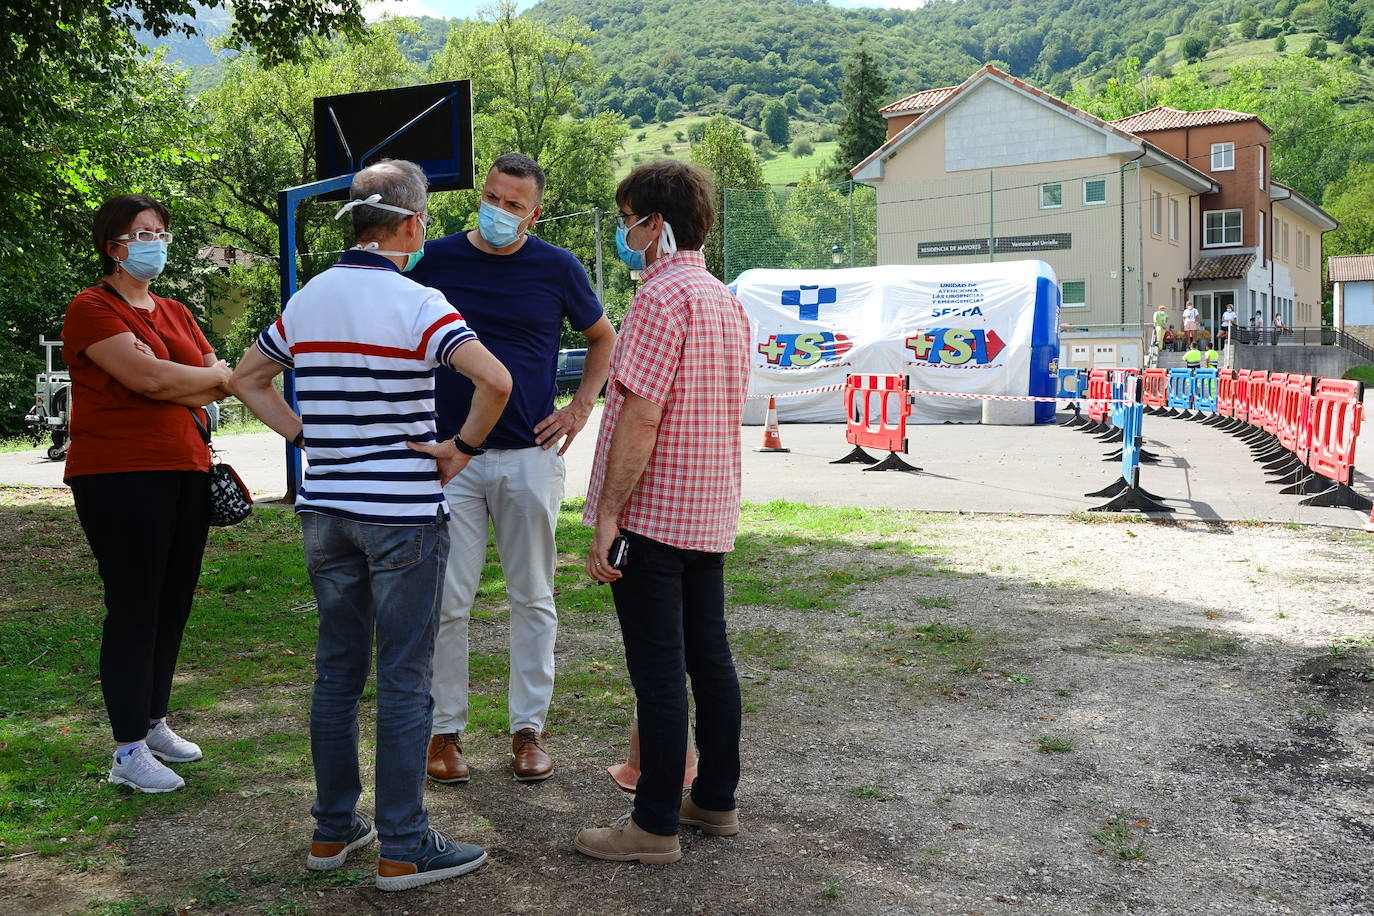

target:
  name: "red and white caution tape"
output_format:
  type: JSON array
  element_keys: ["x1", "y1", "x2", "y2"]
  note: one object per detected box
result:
[{"x1": 749, "y1": 386, "x2": 1125, "y2": 404}]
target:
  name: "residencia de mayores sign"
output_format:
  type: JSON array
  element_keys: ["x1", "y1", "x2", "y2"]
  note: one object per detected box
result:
[{"x1": 917, "y1": 233, "x2": 1072, "y2": 258}]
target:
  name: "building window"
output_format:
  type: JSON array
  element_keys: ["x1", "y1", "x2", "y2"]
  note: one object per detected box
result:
[
  {"x1": 1061, "y1": 279, "x2": 1086, "y2": 308},
  {"x1": 1305, "y1": 231, "x2": 1313, "y2": 270},
  {"x1": 1083, "y1": 179, "x2": 1106, "y2": 205},
  {"x1": 1211, "y1": 142, "x2": 1235, "y2": 171},
  {"x1": 1281, "y1": 220, "x2": 1290, "y2": 261},
  {"x1": 1203, "y1": 209, "x2": 1242, "y2": 247},
  {"x1": 1258, "y1": 211, "x2": 1265, "y2": 265},
  {"x1": 1150, "y1": 190, "x2": 1162, "y2": 237},
  {"x1": 1169, "y1": 198, "x2": 1179, "y2": 241},
  {"x1": 1040, "y1": 183, "x2": 1062, "y2": 209},
  {"x1": 1257, "y1": 146, "x2": 1265, "y2": 189}
]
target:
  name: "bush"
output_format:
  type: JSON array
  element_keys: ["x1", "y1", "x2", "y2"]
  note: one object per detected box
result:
[
  {"x1": 687, "y1": 120, "x2": 709, "y2": 144},
  {"x1": 661, "y1": 142, "x2": 672, "y2": 153},
  {"x1": 636, "y1": 131, "x2": 647, "y2": 141},
  {"x1": 628, "y1": 115, "x2": 644, "y2": 129},
  {"x1": 1274, "y1": 32, "x2": 1287, "y2": 51},
  {"x1": 1306, "y1": 34, "x2": 1328, "y2": 57},
  {"x1": 1181, "y1": 33, "x2": 1209, "y2": 60},
  {"x1": 816, "y1": 127, "x2": 835, "y2": 142},
  {"x1": 791, "y1": 139, "x2": 815, "y2": 158},
  {"x1": 654, "y1": 97, "x2": 681, "y2": 122},
  {"x1": 674, "y1": 130, "x2": 685, "y2": 142}
]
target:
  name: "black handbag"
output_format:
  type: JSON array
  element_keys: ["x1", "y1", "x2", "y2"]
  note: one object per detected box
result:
[{"x1": 189, "y1": 408, "x2": 252, "y2": 526}]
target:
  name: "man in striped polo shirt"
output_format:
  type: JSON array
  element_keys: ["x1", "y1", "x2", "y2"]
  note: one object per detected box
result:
[{"x1": 230, "y1": 159, "x2": 512, "y2": 891}]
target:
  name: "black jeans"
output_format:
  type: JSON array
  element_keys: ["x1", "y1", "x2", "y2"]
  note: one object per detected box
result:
[
  {"x1": 610, "y1": 529, "x2": 742, "y2": 836},
  {"x1": 70, "y1": 471, "x2": 210, "y2": 743}
]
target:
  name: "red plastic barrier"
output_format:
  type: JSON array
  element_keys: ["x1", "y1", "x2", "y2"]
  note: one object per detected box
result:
[
  {"x1": 1233, "y1": 369, "x2": 1251, "y2": 423},
  {"x1": 843, "y1": 374, "x2": 910, "y2": 454},
  {"x1": 1086, "y1": 369, "x2": 1111, "y2": 422},
  {"x1": 1216, "y1": 369, "x2": 1235, "y2": 418},
  {"x1": 1262, "y1": 373, "x2": 1287, "y2": 436},
  {"x1": 1307, "y1": 378, "x2": 1365, "y2": 486},
  {"x1": 1276, "y1": 374, "x2": 1314, "y2": 462},
  {"x1": 1245, "y1": 370, "x2": 1269, "y2": 431},
  {"x1": 1142, "y1": 368, "x2": 1168, "y2": 409}
]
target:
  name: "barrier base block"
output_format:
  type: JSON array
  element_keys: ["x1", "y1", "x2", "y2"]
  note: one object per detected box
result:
[
  {"x1": 1267, "y1": 466, "x2": 1309, "y2": 487},
  {"x1": 863, "y1": 451, "x2": 922, "y2": 473},
  {"x1": 1084, "y1": 477, "x2": 1165, "y2": 502},
  {"x1": 1298, "y1": 483, "x2": 1374, "y2": 511},
  {"x1": 1103, "y1": 449, "x2": 1122, "y2": 462},
  {"x1": 831, "y1": 446, "x2": 878, "y2": 465},
  {"x1": 1139, "y1": 448, "x2": 1161, "y2": 464},
  {"x1": 1096, "y1": 429, "x2": 1124, "y2": 443},
  {"x1": 1088, "y1": 482, "x2": 1174, "y2": 513},
  {"x1": 1279, "y1": 473, "x2": 1323, "y2": 496}
]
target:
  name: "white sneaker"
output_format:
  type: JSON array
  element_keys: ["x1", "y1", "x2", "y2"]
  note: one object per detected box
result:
[
  {"x1": 109, "y1": 745, "x2": 185, "y2": 793},
  {"x1": 145, "y1": 720, "x2": 202, "y2": 763}
]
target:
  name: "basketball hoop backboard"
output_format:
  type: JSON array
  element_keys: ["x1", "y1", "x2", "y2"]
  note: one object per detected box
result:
[{"x1": 313, "y1": 80, "x2": 474, "y2": 199}]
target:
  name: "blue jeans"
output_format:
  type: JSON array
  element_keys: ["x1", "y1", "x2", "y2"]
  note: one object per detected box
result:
[{"x1": 302, "y1": 510, "x2": 448, "y2": 858}]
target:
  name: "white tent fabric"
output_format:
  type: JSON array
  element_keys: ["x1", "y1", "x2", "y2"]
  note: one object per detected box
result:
[{"x1": 733, "y1": 260, "x2": 1061, "y2": 424}]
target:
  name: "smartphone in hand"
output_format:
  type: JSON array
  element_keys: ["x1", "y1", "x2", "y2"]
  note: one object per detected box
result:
[{"x1": 608, "y1": 535, "x2": 630, "y2": 570}]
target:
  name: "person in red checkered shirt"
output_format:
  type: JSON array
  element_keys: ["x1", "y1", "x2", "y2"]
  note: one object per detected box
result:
[{"x1": 575, "y1": 161, "x2": 751, "y2": 864}]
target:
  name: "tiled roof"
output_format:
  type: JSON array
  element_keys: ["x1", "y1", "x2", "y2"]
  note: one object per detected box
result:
[
  {"x1": 1328, "y1": 254, "x2": 1374, "y2": 283},
  {"x1": 879, "y1": 86, "x2": 959, "y2": 116},
  {"x1": 1186, "y1": 254, "x2": 1255, "y2": 280},
  {"x1": 1111, "y1": 106, "x2": 1261, "y2": 133}
]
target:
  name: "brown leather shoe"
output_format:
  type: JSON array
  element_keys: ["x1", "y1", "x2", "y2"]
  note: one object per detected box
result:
[
  {"x1": 427, "y1": 733, "x2": 470, "y2": 784},
  {"x1": 574, "y1": 814, "x2": 682, "y2": 863},
  {"x1": 511, "y1": 728, "x2": 553, "y2": 782},
  {"x1": 679, "y1": 796, "x2": 739, "y2": 836}
]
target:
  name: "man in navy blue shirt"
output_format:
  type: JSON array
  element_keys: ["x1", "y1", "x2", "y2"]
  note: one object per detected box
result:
[{"x1": 409, "y1": 153, "x2": 614, "y2": 784}]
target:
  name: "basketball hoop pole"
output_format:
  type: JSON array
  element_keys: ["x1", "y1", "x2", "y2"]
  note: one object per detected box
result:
[{"x1": 277, "y1": 173, "x2": 355, "y2": 502}]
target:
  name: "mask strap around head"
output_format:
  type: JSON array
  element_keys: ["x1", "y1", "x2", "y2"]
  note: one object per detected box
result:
[
  {"x1": 333, "y1": 193, "x2": 419, "y2": 221},
  {"x1": 657, "y1": 220, "x2": 678, "y2": 258}
]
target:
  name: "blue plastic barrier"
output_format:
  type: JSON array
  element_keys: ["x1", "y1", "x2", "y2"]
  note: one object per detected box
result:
[
  {"x1": 1192, "y1": 369, "x2": 1219, "y2": 413},
  {"x1": 1057, "y1": 367, "x2": 1088, "y2": 401},
  {"x1": 1109, "y1": 370, "x2": 1129, "y2": 429},
  {"x1": 1120, "y1": 378, "x2": 1142, "y2": 478},
  {"x1": 1167, "y1": 369, "x2": 1194, "y2": 412}
]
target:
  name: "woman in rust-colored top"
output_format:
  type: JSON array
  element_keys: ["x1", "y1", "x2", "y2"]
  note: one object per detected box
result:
[{"x1": 61, "y1": 194, "x2": 232, "y2": 794}]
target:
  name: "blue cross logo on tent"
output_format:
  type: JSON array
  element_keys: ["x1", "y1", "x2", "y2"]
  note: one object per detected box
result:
[{"x1": 781, "y1": 285, "x2": 837, "y2": 321}]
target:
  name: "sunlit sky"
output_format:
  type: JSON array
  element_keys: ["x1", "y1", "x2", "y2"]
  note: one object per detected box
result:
[{"x1": 363, "y1": 0, "x2": 928, "y2": 20}]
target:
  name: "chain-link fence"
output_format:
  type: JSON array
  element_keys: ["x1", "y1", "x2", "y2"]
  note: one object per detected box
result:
[{"x1": 723, "y1": 181, "x2": 877, "y2": 283}]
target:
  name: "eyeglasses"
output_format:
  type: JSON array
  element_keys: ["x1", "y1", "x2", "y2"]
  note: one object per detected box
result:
[
  {"x1": 615, "y1": 212, "x2": 642, "y2": 230},
  {"x1": 417, "y1": 212, "x2": 435, "y2": 230},
  {"x1": 116, "y1": 230, "x2": 173, "y2": 244}
]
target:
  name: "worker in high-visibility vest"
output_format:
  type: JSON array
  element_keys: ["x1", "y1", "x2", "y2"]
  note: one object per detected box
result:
[
  {"x1": 1184, "y1": 345, "x2": 1203, "y2": 370},
  {"x1": 1203, "y1": 344, "x2": 1220, "y2": 369}
]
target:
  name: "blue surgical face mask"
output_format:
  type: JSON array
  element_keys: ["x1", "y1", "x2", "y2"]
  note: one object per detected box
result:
[
  {"x1": 477, "y1": 200, "x2": 531, "y2": 249},
  {"x1": 118, "y1": 240, "x2": 168, "y2": 282},
  {"x1": 354, "y1": 241, "x2": 425, "y2": 272},
  {"x1": 615, "y1": 215, "x2": 650, "y2": 271}
]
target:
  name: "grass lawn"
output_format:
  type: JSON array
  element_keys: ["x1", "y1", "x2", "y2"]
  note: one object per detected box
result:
[
  {"x1": 0, "y1": 492, "x2": 934, "y2": 913},
  {"x1": 616, "y1": 113, "x2": 834, "y2": 185}
]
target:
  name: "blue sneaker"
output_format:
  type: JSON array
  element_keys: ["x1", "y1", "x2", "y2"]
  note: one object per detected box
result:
[
  {"x1": 376, "y1": 828, "x2": 487, "y2": 892},
  {"x1": 307, "y1": 813, "x2": 377, "y2": 870}
]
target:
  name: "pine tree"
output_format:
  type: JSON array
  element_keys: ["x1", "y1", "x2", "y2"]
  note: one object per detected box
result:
[{"x1": 828, "y1": 40, "x2": 889, "y2": 180}]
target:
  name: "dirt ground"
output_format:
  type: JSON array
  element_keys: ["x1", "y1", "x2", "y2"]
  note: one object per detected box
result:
[{"x1": 4, "y1": 512, "x2": 1374, "y2": 916}]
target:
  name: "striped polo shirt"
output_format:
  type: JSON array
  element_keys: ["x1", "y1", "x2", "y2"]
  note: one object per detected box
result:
[{"x1": 255, "y1": 248, "x2": 476, "y2": 525}]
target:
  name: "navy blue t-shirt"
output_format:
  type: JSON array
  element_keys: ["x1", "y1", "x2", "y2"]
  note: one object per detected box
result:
[{"x1": 409, "y1": 231, "x2": 603, "y2": 449}]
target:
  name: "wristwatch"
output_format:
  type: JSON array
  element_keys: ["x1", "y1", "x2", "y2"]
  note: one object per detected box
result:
[{"x1": 453, "y1": 435, "x2": 486, "y2": 456}]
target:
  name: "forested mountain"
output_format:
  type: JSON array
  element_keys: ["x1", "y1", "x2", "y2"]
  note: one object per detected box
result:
[{"x1": 526, "y1": 0, "x2": 1368, "y2": 120}]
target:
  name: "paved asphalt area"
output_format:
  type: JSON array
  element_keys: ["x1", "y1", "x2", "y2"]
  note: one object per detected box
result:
[{"x1": 5, "y1": 406, "x2": 1371, "y2": 529}]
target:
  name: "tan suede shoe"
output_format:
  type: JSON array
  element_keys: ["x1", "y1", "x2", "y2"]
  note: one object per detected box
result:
[
  {"x1": 511, "y1": 728, "x2": 553, "y2": 782},
  {"x1": 427, "y1": 733, "x2": 470, "y2": 784},
  {"x1": 574, "y1": 814, "x2": 682, "y2": 864},
  {"x1": 679, "y1": 796, "x2": 739, "y2": 836}
]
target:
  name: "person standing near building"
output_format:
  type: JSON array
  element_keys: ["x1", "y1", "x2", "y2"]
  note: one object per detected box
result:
[
  {"x1": 575, "y1": 160, "x2": 750, "y2": 864},
  {"x1": 409, "y1": 153, "x2": 615, "y2": 785},
  {"x1": 230, "y1": 160, "x2": 510, "y2": 890},
  {"x1": 1181, "y1": 301, "x2": 1200, "y2": 348},
  {"x1": 1220, "y1": 303, "x2": 1237, "y2": 346},
  {"x1": 1253, "y1": 310, "x2": 1266, "y2": 345},
  {"x1": 1152, "y1": 304, "x2": 1168, "y2": 352},
  {"x1": 1272, "y1": 310, "x2": 1287, "y2": 343}
]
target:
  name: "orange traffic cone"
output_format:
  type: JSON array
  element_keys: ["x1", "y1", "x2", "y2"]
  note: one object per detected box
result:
[
  {"x1": 607, "y1": 708, "x2": 698, "y2": 792},
  {"x1": 754, "y1": 395, "x2": 790, "y2": 453}
]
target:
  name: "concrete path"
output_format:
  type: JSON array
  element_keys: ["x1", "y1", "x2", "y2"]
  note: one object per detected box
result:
[{"x1": 4, "y1": 408, "x2": 1371, "y2": 529}]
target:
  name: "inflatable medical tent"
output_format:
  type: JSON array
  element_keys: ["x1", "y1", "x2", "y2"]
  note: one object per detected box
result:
[{"x1": 733, "y1": 260, "x2": 1061, "y2": 425}]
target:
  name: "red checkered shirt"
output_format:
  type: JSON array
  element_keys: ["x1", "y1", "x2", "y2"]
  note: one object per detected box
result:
[{"x1": 583, "y1": 250, "x2": 751, "y2": 552}]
